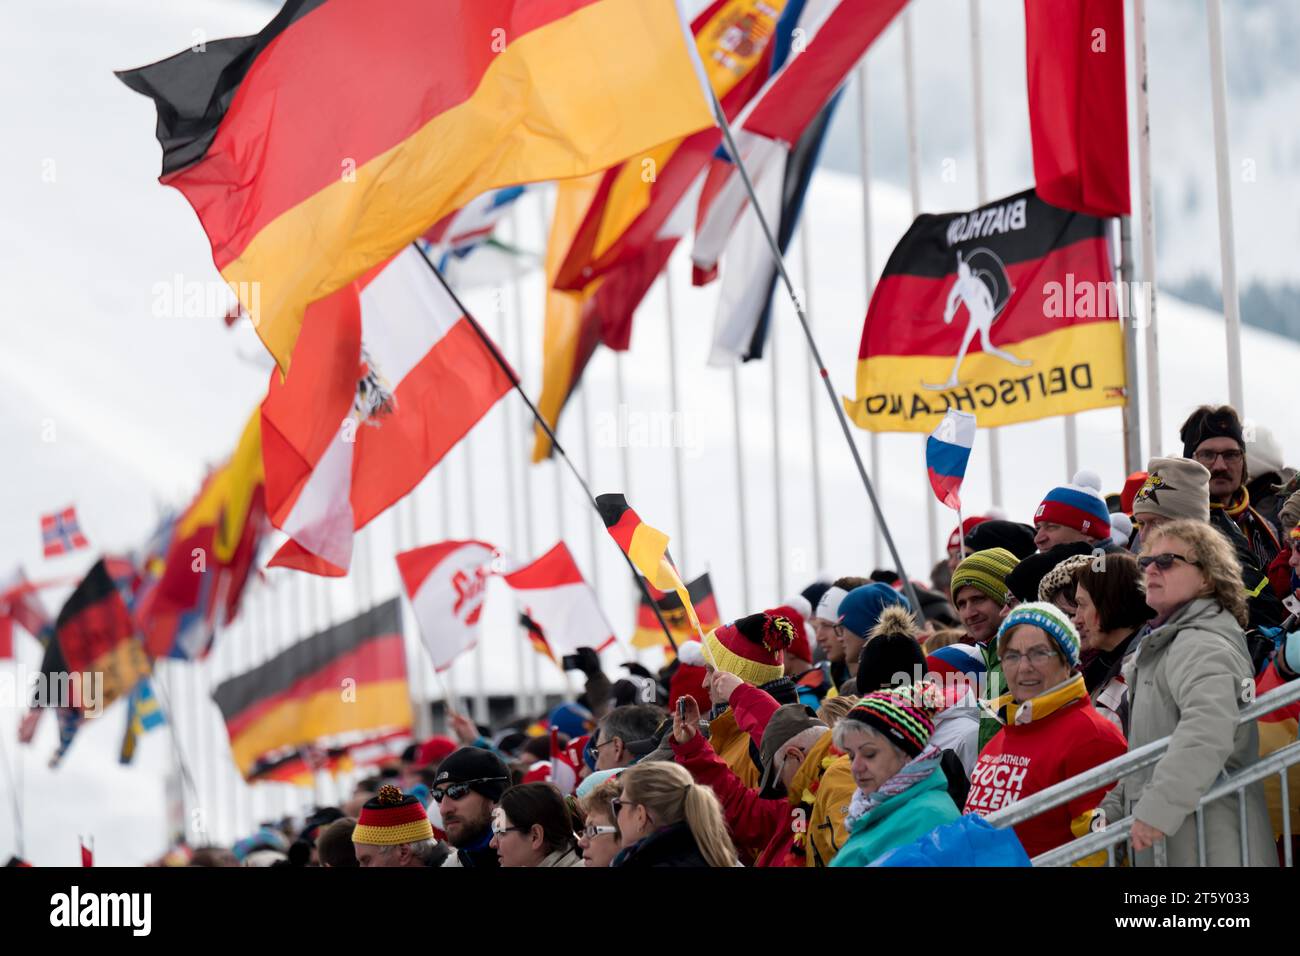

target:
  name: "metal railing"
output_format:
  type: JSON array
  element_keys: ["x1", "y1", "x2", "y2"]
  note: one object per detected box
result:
[{"x1": 985, "y1": 676, "x2": 1300, "y2": 866}]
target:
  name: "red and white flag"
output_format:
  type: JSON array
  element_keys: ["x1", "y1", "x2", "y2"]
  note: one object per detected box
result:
[
  {"x1": 501, "y1": 543, "x2": 615, "y2": 659},
  {"x1": 396, "y1": 540, "x2": 499, "y2": 672},
  {"x1": 262, "y1": 247, "x2": 514, "y2": 576},
  {"x1": 40, "y1": 507, "x2": 89, "y2": 558},
  {"x1": 0, "y1": 568, "x2": 55, "y2": 658}
]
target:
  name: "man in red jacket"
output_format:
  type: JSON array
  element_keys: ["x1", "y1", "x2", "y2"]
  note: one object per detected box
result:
[{"x1": 669, "y1": 677, "x2": 830, "y2": 867}]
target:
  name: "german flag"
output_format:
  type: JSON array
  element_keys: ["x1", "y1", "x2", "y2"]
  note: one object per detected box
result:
[
  {"x1": 55, "y1": 559, "x2": 150, "y2": 714},
  {"x1": 595, "y1": 493, "x2": 702, "y2": 641},
  {"x1": 212, "y1": 598, "x2": 411, "y2": 780},
  {"x1": 633, "y1": 573, "x2": 721, "y2": 651},
  {"x1": 118, "y1": 0, "x2": 714, "y2": 373},
  {"x1": 843, "y1": 189, "x2": 1126, "y2": 433}
]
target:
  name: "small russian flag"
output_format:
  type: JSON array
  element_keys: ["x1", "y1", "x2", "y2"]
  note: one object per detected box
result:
[{"x1": 925, "y1": 410, "x2": 977, "y2": 511}]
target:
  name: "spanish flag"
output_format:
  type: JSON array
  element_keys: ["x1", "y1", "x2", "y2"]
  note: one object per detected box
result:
[
  {"x1": 595, "y1": 494, "x2": 702, "y2": 640},
  {"x1": 532, "y1": 0, "x2": 782, "y2": 461},
  {"x1": 118, "y1": 0, "x2": 714, "y2": 373}
]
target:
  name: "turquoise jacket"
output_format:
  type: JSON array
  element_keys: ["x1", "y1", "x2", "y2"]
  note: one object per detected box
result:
[{"x1": 829, "y1": 766, "x2": 961, "y2": 867}]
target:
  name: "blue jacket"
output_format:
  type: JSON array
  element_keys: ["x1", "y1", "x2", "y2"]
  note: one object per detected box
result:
[{"x1": 829, "y1": 766, "x2": 960, "y2": 867}]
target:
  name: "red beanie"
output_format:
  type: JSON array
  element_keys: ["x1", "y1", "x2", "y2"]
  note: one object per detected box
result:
[
  {"x1": 768, "y1": 605, "x2": 811, "y2": 664},
  {"x1": 416, "y1": 735, "x2": 458, "y2": 768},
  {"x1": 1120, "y1": 471, "x2": 1148, "y2": 516},
  {"x1": 948, "y1": 516, "x2": 990, "y2": 553}
]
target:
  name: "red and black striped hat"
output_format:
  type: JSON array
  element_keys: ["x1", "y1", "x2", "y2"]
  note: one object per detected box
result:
[{"x1": 352, "y1": 785, "x2": 433, "y2": 847}]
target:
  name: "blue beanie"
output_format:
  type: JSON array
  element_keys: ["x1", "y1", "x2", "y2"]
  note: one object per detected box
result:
[
  {"x1": 548, "y1": 702, "x2": 595, "y2": 740},
  {"x1": 838, "y1": 583, "x2": 910, "y2": 638}
]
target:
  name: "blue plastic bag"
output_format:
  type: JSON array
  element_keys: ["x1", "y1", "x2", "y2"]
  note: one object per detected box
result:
[{"x1": 870, "y1": 814, "x2": 1031, "y2": 867}]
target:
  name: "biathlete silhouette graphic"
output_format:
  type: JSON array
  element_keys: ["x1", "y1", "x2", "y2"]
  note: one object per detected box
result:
[{"x1": 924, "y1": 249, "x2": 1031, "y2": 391}]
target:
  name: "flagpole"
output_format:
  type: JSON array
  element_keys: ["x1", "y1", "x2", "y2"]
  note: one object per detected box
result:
[
  {"x1": 502, "y1": 242, "x2": 530, "y2": 719},
  {"x1": 1206, "y1": 0, "x2": 1244, "y2": 414},
  {"x1": 1134, "y1": 0, "x2": 1163, "y2": 454},
  {"x1": 663, "y1": 268, "x2": 689, "y2": 573},
  {"x1": 799, "y1": 218, "x2": 826, "y2": 575},
  {"x1": 1118, "y1": 214, "x2": 1143, "y2": 473},
  {"x1": 459, "y1": 441, "x2": 490, "y2": 727},
  {"x1": 0, "y1": 672, "x2": 25, "y2": 857},
  {"x1": 411, "y1": 244, "x2": 682, "y2": 653},
  {"x1": 404, "y1": 495, "x2": 434, "y2": 739},
  {"x1": 968, "y1": 0, "x2": 1004, "y2": 509},
  {"x1": 901, "y1": 5, "x2": 938, "y2": 573},
  {"x1": 730, "y1": 366, "x2": 753, "y2": 612},
  {"x1": 770, "y1": 304, "x2": 785, "y2": 599},
  {"x1": 703, "y1": 92, "x2": 925, "y2": 621},
  {"x1": 856, "y1": 60, "x2": 884, "y2": 572}
]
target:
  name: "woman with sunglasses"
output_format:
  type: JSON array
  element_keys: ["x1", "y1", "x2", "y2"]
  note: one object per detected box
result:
[
  {"x1": 1099, "y1": 519, "x2": 1276, "y2": 866},
  {"x1": 488, "y1": 782, "x2": 584, "y2": 867},
  {"x1": 609, "y1": 762, "x2": 738, "y2": 867},
  {"x1": 575, "y1": 774, "x2": 623, "y2": 867}
]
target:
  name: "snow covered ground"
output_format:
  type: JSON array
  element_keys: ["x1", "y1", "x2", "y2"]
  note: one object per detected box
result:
[{"x1": 1, "y1": 0, "x2": 1296, "y2": 864}]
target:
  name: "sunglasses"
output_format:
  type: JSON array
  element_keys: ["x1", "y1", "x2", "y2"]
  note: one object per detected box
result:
[
  {"x1": 1138, "y1": 552, "x2": 1200, "y2": 572},
  {"x1": 431, "y1": 777, "x2": 508, "y2": 803}
]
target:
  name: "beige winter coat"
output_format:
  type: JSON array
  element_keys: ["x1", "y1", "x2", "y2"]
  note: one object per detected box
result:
[
  {"x1": 538, "y1": 847, "x2": 585, "y2": 868},
  {"x1": 1100, "y1": 598, "x2": 1276, "y2": 866}
]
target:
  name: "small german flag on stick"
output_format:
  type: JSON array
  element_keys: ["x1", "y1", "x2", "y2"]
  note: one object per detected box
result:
[{"x1": 595, "y1": 494, "x2": 703, "y2": 646}]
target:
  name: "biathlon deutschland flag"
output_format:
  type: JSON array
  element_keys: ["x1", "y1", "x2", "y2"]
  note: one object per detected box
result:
[{"x1": 844, "y1": 189, "x2": 1126, "y2": 433}]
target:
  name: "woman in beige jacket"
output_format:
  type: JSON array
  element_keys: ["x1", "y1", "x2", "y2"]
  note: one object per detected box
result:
[{"x1": 1100, "y1": 519, "x2": 1276, "y2": 866}]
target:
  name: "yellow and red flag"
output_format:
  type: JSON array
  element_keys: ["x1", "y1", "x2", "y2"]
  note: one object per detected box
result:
[
  {"x1": 844, "y1": 189, "x2": 1126, "y2": 433},
  {"x1": 119, "y1": 0, "x2": 714, "y2": 373},
  {"x1": 532, "y1": 0, "x2": 783, "y2": 461},
  {"x1": 596, "y1": 494, "x2": 702, "y2": 640}
]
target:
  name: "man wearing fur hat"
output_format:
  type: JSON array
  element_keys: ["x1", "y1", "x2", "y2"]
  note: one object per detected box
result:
[
  {"x1": 1135, "y1": 455, "x2": 1285, "y2": 631},
  {"x1": 1180, "y1": 404, "x2": 1281, "y2": 571},
  {"x1": 352, "y1": 785, "x2": 450, "y2": 867}
]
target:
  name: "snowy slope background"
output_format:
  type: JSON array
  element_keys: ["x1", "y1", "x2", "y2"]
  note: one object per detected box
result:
[{"x1": 1, "y1": 0, "x2": 1296, "y2": 864}]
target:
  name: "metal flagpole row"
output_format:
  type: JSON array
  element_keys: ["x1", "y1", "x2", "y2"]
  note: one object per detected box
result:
[
  {"x1": 902, "y1": 6, "x2": 938, "y2": 573},
  {"x1": 1206, "y1": 0, "x2": 1244, "y2": 414},
  {"x1": 856, "y1": 60, "x2": 884, "y2": 572},
  {"x1": 968, "y1": 0, "x2": 1004, "y2": 509},
  {"x1": 1134, "y1": 0, "x2": 1163, "y2": 454},
  {"x1": 705, "y1": 90, "x2": 926, "y2": 619}
]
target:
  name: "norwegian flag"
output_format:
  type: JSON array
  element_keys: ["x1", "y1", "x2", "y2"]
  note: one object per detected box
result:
[{"x1": 40, "y1": 507, "x2": 89, "y2": 558}]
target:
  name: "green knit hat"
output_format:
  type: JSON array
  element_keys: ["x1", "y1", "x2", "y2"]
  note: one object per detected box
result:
[{"x1": 950, "y1": 548, "x2": 1019, "y2": 606}]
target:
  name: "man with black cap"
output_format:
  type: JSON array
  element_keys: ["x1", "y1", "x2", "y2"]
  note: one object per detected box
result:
[
  {"x1": 1180, "y1": 404, "x2": 1282, "y2": 571},
  {"x1": 432, "y1": 747, "x2": 512, "y2": 867}
]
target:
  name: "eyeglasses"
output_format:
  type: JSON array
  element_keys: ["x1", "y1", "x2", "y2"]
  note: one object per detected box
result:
[
  {"x1": 431, "y1": 777, "x2": 508, "y2": 803},
  {"x1": 582, "y1": 824, "x2": 618, "y2": 840},
  {"x1": 1138, "y1": 552, "x2": 1201, "y2": 572},
  {"x1": 1193, "y1": 448, "x2": 1243, "y2": 466},
  {"x1": 1000, "y1": 646, "x2": 1061, "y2": 667},
  {"x1": 491, "y1": 823, "x2": 525, "y2": 837}
]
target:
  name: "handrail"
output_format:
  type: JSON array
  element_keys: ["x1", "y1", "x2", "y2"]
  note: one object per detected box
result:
[
  {"x1": 986, "y1": 674, "x2": 1300, "y2": 830},
  {"x1": 1030, "y1": 738, "x2": 1300, "y2": 866}
]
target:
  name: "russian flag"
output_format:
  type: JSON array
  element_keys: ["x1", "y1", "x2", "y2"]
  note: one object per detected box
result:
[{"x1": 925, "y1": 410, "x2": 977, "y2": 511}]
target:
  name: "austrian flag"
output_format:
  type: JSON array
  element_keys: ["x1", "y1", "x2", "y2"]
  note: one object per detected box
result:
[{"x1": 262, "y1": 247, "x2": 513, "y2": 576}]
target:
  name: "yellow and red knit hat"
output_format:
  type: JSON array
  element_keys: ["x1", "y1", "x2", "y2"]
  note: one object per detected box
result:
[
  {"x1": 352, "y1": 785, "x2": 434, "y2": 846},
  {"x1": 702, "y1": 612, "x2": 794, "y2": 687}
]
